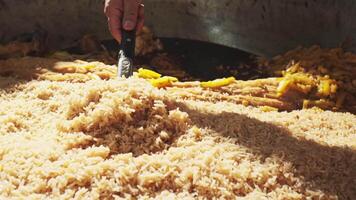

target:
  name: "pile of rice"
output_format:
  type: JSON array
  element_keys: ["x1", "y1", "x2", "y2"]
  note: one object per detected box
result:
[{"x1": 0, "y1": 75, "x2": 355, "y2": 199}]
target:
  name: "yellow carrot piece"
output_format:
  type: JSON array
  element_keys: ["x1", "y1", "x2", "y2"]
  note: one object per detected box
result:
[
  {"x1": 318, "y1": 80, "x2": 331, "y2": 96},
  {"x1": 242, "y1": 100, "x2": 249, "y2": 106},
  {"x1": 302, "y1": 99, "x2": 310, "y2": 109},
  {"x1": 289, "y1": 73, "x2": 313, "y2": 85},
  {"x1": 138, "y1": 68, "x2": 161, "y2": 79},
  {"x1": 277, "y1": 78, "x2": 292, "y2": 96},
  {"x1": 330, "y1": 84, "x2": 338, "y2": 93},
  {"x1": 291, "y1": 83, "x2": 311, "y2": 94},
  {"x1": 201, "y1": 77, "x2": 236, "y2": 88},
  {"x1": 164, "y1": 76, "x2": 179, "y2": 82},
  {"x1": 82, "y1": 64, "x2": 96, "y2": 71},
  {"x1": 149, "y1": 76, "x2": 178, "y2": 88}
]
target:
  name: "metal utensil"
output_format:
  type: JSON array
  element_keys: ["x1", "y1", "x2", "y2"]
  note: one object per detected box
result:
[{"x1": 118, "y1": 30, "x2": 136, "y2": 78}]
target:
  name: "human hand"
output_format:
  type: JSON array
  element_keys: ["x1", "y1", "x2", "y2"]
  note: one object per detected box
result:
[{"x1": 104, "y1": 0, "x2": 144, "y2": 43}]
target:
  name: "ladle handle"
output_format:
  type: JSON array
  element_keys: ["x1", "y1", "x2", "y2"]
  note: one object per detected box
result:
[{"x1": 121, "y1": 30, "x2": 136, "y2": 59}]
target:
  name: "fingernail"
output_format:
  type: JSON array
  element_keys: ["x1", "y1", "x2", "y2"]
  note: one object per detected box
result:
[{"x1": 123, "y1": 21, "x2": 135, "y2": 30}]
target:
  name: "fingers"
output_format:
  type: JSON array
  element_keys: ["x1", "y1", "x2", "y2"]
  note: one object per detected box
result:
[
  {"x1": 109, "y1": 14, "x2": 123, "y2": 42},
  {"x1": 123, "y1": 0, "x2": 140, "y2": 31},
  {"x1": 136, "y1": 4, "x2": 144, "y2": 31},
  {"x1": 104, "y1": 0, "x2": 144, "y2": 43},
  {"x1": 105, "y1": 0, "x2": 123, "y2": 43}
]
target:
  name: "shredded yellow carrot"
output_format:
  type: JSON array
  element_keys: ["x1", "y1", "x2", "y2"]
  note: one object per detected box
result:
[
  {"x1": 149, "y1": 76, "x2": 178, "y2": 88},
  {"x1": 201, "y1": 77, "x2": 236, "y2": 88},
  {"x1": 138, "y1": 68, "x2": 162, "y2": 79}
]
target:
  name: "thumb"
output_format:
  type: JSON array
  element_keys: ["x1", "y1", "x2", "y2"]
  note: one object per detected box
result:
[{"x1": 123, "y1": 0, "x2": 140, "y2": 30}]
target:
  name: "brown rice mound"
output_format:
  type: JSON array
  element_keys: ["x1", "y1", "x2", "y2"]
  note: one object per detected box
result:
[{"x1": 0, "y1": 76, "x2": 355, "y2": 199}]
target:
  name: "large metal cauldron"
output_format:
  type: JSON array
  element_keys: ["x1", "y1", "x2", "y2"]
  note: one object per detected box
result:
[{"x1": 0, "y1": 0, "x2": 355, "y2": 57}]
